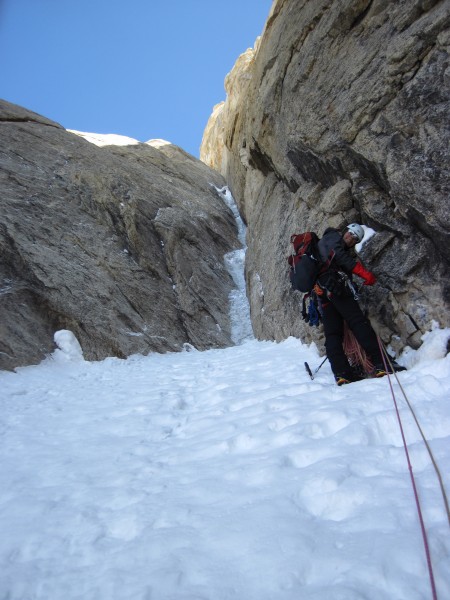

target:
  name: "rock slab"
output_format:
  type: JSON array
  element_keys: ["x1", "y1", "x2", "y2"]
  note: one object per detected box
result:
[
  {"x1": 201, "y1": 0, "x2": 450, "y2": 352},
  {"x1": 0, "y1": 100, "x2": 239, "y2": 370}
]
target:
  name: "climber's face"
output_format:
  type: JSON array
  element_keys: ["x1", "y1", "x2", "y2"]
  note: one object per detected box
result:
[{"x1": 343, "y1": 231, "x2": 358, "y2": 248}]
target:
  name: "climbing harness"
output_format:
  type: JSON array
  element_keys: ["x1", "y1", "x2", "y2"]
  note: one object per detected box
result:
[
  {"x1": 345, "y1": 276, "x2": 360, "y2": 300},
  {"x1": 377, "y1": 337, "x2": 449, "y2": 600},
  {"x1": 317, "y1": 270, "x2": 361, "y2": 301}
]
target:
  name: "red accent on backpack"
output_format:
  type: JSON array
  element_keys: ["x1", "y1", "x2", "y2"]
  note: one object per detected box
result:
[
  {"x1": 287, "y1": 232, "x2": 323, "y2": 293},
  {"x1": 288, "y1": 232, "x2": 318, "y2": 268}
]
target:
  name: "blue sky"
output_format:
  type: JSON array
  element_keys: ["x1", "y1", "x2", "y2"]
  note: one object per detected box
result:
[{"x1": 0, "y1": 0, "x2": 273, "y2": 157}]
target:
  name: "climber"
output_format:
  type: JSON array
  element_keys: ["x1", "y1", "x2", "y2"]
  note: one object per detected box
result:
[{"x1": 315, "y1": 223, "x2": 392, "y2": 386}]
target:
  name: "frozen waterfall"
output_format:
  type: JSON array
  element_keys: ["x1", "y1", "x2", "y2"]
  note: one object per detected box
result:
[{"x1": 217, "y1": 186, "x2": 254, "y2": 345}]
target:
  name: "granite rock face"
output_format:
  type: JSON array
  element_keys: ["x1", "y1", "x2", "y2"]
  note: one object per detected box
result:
[
  {"x1": 0, "y1": 100, "x2": 239, "y2": 370},
  {"x1": 201, "y1": 0, "x2": 450, "y2": 352}
]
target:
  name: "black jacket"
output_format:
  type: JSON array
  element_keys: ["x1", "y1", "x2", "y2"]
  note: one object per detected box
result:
[{"x1": 318, "y1": 228, "x2": 357, "y2": 275}]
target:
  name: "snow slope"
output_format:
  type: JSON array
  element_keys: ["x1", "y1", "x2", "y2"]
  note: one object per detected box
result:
[
  {"x1": 1, "y1": 329, "x2": 449, "y2": 600},
  {"x1": 1, "y1": 189, "x2": 449, "y2": 599}
]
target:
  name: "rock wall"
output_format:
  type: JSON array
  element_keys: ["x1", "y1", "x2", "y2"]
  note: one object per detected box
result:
[
  {"x1": 0, "y1": 100, "x2": 240, "y2": 370},
  {"x1": 201, "y1": 0, "x2": 450, "y2": 353}
]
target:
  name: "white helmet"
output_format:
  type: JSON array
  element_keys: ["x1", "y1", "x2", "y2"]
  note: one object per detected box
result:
[{"x1": 346, "y1": 223, "x2": 364, "y2": 242}]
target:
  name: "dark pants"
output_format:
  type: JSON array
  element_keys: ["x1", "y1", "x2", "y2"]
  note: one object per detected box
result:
[{"x1": 321, "y1": 293, "x2": 382, "y2": 377}]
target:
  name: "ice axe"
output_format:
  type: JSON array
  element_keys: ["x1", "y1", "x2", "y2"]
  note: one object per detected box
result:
[{"x1": 304, "y1": 356, "x2": 328, "y2": 380}]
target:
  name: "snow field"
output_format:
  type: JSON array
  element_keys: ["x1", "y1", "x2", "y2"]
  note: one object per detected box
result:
[{"x1": 0, "y1": 331, "x2": 449, "y2": 600}]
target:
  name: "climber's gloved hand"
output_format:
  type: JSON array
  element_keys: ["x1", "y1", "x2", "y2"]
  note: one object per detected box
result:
[{"x1": 352, "y1": 262, "x2": 376, "y2": 286}]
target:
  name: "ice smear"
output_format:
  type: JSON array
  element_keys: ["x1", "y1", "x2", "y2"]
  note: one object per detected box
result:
[{"x1": 217, "y1": 185, "x2": 254, "y2": 345}]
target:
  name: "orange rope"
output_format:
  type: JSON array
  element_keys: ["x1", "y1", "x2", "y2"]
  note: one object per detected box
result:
[{"x1": 343, "y1": 321, "x2": 373, "y2": 374}]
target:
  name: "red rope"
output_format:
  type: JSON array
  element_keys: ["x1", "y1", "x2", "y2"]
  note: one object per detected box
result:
[
  {"x1": 343, "y1": 321, "x2": 373, "y2": 373},
  {"x1": 377, "y1": 336, "x2": 438, "y2": 600}
]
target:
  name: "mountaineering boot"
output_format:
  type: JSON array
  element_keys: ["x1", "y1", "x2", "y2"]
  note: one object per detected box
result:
[
  {"x1": 348, "y1": 365, "x2": 366, "y2": 382},
  {"x1": 373, "y1": 356, "x2": 407, "y2": 377},
  {"x1": 335, "y1": 374, "x2": 351, "y2": 386},
  {"x1": 373, "y1": 362, "x2": 394, "y2": 378},
  {"x1": 373, "y1": 367, "x2": 388, "y2": 378},
  {"x1": 335, "y1": 369, "x2": 365, "y2": 386},
  {"x1": 391, "y1": 360, "x2": 407, "y2": 372}
]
